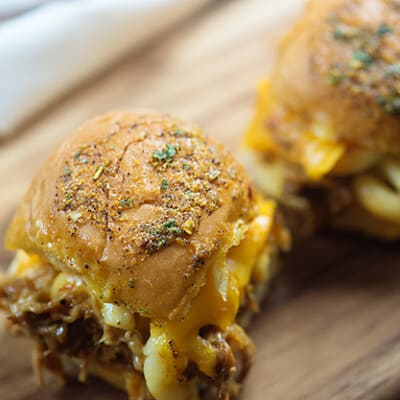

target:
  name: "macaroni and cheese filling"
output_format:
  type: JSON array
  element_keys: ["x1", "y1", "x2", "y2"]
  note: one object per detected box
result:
[{"x1": 244, "y1": 81, "x2": 400, "y2": 238}]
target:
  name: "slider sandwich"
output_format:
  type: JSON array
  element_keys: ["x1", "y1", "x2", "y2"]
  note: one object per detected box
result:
[
  {"x1": 243, "y1": 0, "x2": 400, "y2": 238},
  {"x1": 0, "y1": 111, "x2": 288, "y2": 399}
]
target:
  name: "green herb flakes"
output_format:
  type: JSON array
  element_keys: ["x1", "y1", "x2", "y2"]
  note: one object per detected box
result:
[
  {"x1": 172, "y1": 128, "x2": 185, "y2": 136},
  {"x1": 160, "y1": 179, "x2": 168, "y2": 191},
  {"x1": 152, "y1": 144, "x2": 177, "y2": 163},
  {"x1": 63, "y1": 166, "x2": 71, "y2": 177},
  {"x1": 377, "y1": 23, "x2": 393, "y2": 37},
  {"x1": 376, "y1": 95, "x2": 400, "y2": 115},
  {"x1": 386, "y1": 98, "x2": 400, "y2": 115},
  {"x1": 351, "y1": 51, "x2": 373, "y2": 67},
  {"x1": 143, "y1": 218, "x2": 184, "y2": 253},
  {"x1": 119, "y1": 198, "x2": 132, "y2": 207},
  {"x1": 333, "y1": 24, "x2": 356, "y2": 40},
  {"x1": 162, "y1": 219, "x2": 182, "y2": 235}
]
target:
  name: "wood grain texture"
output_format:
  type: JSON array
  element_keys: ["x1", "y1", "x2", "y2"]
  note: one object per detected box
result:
[{"x1": 2, "y1": 1, "x2": 400, "y2": 399}]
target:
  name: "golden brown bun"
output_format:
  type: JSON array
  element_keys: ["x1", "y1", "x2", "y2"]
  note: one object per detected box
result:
[
  {"x1": 271, "y1": 0, "x2": 400, "y2": 153},
  {"x1": 6, "y1": 110, "x2": 256, "y2": 321}
]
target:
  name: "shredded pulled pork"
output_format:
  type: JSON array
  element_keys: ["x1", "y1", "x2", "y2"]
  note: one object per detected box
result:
[{"x1": 0, "y1": 266, "x2": 139, "y2": 356}]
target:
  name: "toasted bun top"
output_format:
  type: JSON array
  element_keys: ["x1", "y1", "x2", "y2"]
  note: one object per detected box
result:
[
  {"x1": 271, "y1": 0, "x2": 400, "y2": 153},
  {"x1": 6, "y1": 110, "x2": 257, "y2": 320}
]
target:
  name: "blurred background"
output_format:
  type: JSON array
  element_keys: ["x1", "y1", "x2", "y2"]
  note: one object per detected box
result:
[
  {"x1": 0, "y1": 0, "x2": 301, "y2": 215},
  {"x1": 3, "y1": 1, "x2": 400, "y2": 400}
]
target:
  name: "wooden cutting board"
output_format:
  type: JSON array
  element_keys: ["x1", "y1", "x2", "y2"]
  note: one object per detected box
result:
[{"x1": 2, "y1": 1, "x2": 400, "y2": 399}]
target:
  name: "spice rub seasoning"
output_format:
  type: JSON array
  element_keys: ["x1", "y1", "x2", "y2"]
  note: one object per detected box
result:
[{"x1": 315, "y1": 0, "x2": 400, "y2": 114}]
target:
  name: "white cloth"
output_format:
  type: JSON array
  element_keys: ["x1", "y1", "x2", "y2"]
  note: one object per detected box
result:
[{"x1": 0, "y1": 0, "x2": 210, "y2": 135}]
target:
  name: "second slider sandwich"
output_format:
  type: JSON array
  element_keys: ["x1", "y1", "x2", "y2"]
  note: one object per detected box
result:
[
  {"x1": 243, "y1": 0, "x2": 400, "y2": 238},
  {"x1": 0, "y1": 110, "x2": 288, "y2": 399}
]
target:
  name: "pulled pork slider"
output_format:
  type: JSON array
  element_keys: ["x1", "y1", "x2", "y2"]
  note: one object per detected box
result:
[
  {"x1": 243, "y1": 0, "x2": 400, "y2": 238},
  {"x1": 0, "y1": 110, "x2": 288, "y2": 399}
]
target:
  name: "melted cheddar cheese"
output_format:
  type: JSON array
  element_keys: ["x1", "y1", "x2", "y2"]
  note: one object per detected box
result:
[
  {"x1": 143, "y1": 199, "x2": 276, "y2": 400},
  {"x1": 9, "y1": 250, "x2": 44, "y2": 277},
  {"x1": 245, "y1": 80, "x2": 344, "y2": 180}
]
